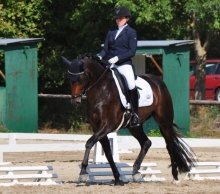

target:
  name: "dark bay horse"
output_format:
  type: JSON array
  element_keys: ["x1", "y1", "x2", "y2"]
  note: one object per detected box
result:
[{"x1": 62, "y1": 53, "x2": 196, "y2": 186}]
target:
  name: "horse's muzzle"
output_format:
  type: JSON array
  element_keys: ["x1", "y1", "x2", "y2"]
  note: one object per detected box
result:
[{"x1": 71, "y1": 96, "x2": 81, "y2": 106}]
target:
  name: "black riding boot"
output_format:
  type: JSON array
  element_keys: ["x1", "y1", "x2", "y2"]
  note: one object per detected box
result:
[{"x1": 129, "y1": 87, "x2": 140, "y2": 127}]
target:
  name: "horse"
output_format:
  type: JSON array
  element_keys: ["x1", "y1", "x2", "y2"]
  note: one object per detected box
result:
[{"x1": 62, "y1": 53, "x2": 196, "y2": 186}]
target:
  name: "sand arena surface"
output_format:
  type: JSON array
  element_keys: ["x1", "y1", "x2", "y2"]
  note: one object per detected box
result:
[{"x1": 0, "y1": 145, "x2": 220, "y2": 194}]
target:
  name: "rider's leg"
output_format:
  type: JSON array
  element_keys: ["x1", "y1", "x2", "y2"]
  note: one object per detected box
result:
[
  {"x1": 128, "y1": 87, "x2": 140, "y2": 127},
  {"x1": 113, "y1": 64, "x2": 140, "y2": 127}
]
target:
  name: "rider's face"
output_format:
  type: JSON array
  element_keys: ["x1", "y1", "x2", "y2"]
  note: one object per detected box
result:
[{"x1": 115, "y1": 17, "x2": 129, "y2": 27}]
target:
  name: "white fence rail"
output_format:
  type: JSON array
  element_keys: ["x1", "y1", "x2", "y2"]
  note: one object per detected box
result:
[
  {"x1": 184, "y1": 162, "x2": 220, "y2": 180},
  {"x1": 1, "y1": 133, "x2": 220, "y2": 163},
  {"x1": 79, "y1": 162, "x2": 166, "y2": 183},
  {"x1": 0, "y1": 165, "x2": 60, "y2": 186},
  {"x1": 0, "y1": 133, "x2": 91, "y2": 162}
]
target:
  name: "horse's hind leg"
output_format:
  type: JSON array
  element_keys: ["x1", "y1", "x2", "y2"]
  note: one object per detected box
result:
[
  {"x1": 158, "y1": 123, "x2": 194, "y2": 184},
  {"x1": 99, "y1": 136, "x2": 123, "y2": 186},
  {"x1": 158, "y1": 125, "x2": 179, "y2": 183},
  {"x1": 128, "y1": 126, "x2": 152, "y2": 182}
]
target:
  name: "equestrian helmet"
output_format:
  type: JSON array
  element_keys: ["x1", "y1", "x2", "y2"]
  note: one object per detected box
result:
[{"x1": 114, "y1": 6, "x2": 131, "y2": 18}]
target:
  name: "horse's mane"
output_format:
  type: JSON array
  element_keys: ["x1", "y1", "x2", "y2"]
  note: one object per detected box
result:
[{"x1": 77, "y1": 53, "x2": 107, "y2": 69}]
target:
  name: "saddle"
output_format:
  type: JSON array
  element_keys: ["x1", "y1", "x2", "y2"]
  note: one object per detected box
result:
[
  {"x1": 111, "y1": 68, "x2": 140, "y2": 129},
  {"x1": 111, "y1": 68, "x2": 140, "y2": 104},
  {"x1": 110, "y1": 68, "x2": 153, "y2": 130},
  {"x1": 111, "y1": 68, "x2": 130, "y2": 103}
]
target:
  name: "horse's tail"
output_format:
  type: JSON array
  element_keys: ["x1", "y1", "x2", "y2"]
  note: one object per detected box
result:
[{"x1": 171, "y1": 123, "x2": 197, "y2": 173}]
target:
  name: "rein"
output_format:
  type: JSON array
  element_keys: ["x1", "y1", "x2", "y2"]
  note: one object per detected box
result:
[
  {"x1": 68, "y1": 65, "x2": 109, "y2": 98},
  {"x1": 83, "y1": 67, "x2": 108, "y2": 95}
]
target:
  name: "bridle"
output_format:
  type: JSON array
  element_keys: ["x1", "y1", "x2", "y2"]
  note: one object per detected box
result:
[{"x1": 68, "y1": 66, "x2": 109, "y2": 99}]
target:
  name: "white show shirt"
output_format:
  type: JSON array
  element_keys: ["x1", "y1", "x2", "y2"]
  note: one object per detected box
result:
[{"x1": 115, "y1": 24, "x2": 128, "y2": 39}]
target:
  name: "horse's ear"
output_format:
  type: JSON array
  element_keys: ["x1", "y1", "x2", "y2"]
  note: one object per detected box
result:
[{"x1": 61, "y1": 56, "x2": 71, "y2": 66}]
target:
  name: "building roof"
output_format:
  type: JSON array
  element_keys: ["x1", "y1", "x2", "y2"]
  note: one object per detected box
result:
[
  {"x1": 0, "y1": 38, "x2": 44, "y2": 45},
  {"x1": 137, "y1": 40, "x2": 194, "y2": 47}
]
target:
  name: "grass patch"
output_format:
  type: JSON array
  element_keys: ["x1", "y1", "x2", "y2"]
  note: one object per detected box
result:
[
  {"x1": 0, "y1": 125, "x2": 10, "y2": 133},
  {"x1": 38, "y1": 98, "x2": 220, "y2": 138},
  {"x1": 147, "y1": 129, "x2": 162, "y2": 137},
  {"x1": 190, "y1": 105, "x2": 220, "y2": 138}
]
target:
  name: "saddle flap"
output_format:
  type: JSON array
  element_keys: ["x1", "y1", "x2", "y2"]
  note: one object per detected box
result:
[
  {"x1": 112, "y1": 68, "x2": 130, "y2": 103},
  {"x1": 110, "y1": 69, "x2": 154, "y2": 109}
]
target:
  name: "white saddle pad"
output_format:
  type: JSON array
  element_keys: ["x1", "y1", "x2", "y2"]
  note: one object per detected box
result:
[{"x1": 111, "y1": 69, "x2": 153, "y2": 109}]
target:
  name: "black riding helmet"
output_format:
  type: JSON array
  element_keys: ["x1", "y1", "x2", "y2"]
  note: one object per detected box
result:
[{"x1": 114, "y1": 6, "x2": 131, "y2": 18}]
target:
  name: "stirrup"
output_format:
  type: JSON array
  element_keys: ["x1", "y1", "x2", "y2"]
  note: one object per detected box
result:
[{"x1": 130, "y1": 113, "x2": 140, "y2": 127}]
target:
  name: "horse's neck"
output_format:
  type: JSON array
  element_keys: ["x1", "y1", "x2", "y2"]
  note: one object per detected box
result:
[
  {"x1": 87, "y1": 61, "x2": 108, "y2": 81},
  {"x1": 86, "y1": 62, "x2": 114, "y2": 94}
]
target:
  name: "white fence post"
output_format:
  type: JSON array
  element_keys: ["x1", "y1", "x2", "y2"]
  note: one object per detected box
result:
[
  {"x1": 9, "y1": 133, "x2": 16, "y2": 145},
  {"x1": 0, "y1": 152, "x2": 3, "y2": 163},
  {"x1": 93, "y1": 132, "x2": 119, "y2": 163}
]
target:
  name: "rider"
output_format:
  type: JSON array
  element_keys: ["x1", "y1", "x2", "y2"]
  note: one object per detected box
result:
[{"x1": 99, "y1": 6, "x2": 140, "y2": 127}]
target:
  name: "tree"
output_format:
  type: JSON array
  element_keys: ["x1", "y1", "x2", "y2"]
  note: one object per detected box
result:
[
  {"x1": 117, "y1": 0, "x2": 220, "y2": 100},
  {"x1": 1, "y1": 0, "x2": 220, "y2": 96},
  {"x1": 0, "y1": 0, "x2": 45, "y2": 38},
  {"x1": 185, "y1": 0, "x2": 220, "y2": 100}
]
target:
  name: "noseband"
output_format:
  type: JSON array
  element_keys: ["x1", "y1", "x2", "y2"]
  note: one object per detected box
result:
[{"x1": 68, "y1": 65, "x2": 109, "y2": 99}]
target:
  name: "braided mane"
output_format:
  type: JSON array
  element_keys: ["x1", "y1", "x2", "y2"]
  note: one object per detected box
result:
[{"x1": 77, "y1": 53, "x2": 107, "y2": 68}]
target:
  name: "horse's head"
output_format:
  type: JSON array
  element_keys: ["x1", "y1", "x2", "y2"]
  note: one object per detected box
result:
[
  {"x1": 62, "y1": 53, "x2": 108, "y2": 106},
  {"x1": 61, "y1": 56, "x2": 86, "y2": 105}
]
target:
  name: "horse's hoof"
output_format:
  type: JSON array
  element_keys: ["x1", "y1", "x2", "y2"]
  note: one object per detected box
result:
[
  {"x1": 78, "y1": 174, "x2": 89, "y2": 182},
  {"x1": 172, "y1": 179, "x2": 181, "y2": 184},
  {"x1": 133, "y1": 172, "x2": 142, "y2": 182},
  {"x1": 114, "y1": 180, "x2": 124, "y2": 186}
]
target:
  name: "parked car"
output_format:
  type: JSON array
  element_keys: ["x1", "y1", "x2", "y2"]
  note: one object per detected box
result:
[{"x1": 190, "y1": 59, "x2": 220, "y2": 101}]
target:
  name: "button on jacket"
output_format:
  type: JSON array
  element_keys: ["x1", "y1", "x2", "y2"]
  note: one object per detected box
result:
[{"x1": 100, "y1": 25, "x2": 137, "y2": 66}]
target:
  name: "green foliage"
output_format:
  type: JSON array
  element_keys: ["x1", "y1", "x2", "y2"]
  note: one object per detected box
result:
[
  {"x1": 209, "y1": 105, "x2": 220, "y2": 119},
  {"x1": 38, "y1": 98, "x2": 89, "y2": 133},
  {"x1": 147, "y1": 129, "x2": 162, "y2": 137},
  {"x1": 0, "y1": 125, "x2": 10, "y2": 133},
  {"x1": 0, "y1": 0, "x2": 45, "y2": 38},
  {"x1": 184, "y1": 131, "x2": 201, "y2": 138},
  {"x1": 190, "y1": 105, "x2": 220, "y2": 138},
  {"x1": 0, "y1": 0, "x2": 220, "y2": 95},
  {"x1": 191, "y1": 105, "x2": 220, "y2": 120},
  {"x1": 185, "y1": 0, "x2": 220, "y2": 31}
]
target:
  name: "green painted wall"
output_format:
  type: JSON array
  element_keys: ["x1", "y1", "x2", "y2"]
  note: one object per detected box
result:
[
  {"x1": 163, "y1": 45, "x2": 190, "y2": 133},
  {"x1": 0, "y1": 87, "x2": 6, "y2": 127},
  {"x1": 0, "y1": 43, "x2": 38, "y2": 132}
]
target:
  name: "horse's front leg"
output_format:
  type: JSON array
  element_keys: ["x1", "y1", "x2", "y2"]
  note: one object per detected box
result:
[
  {"x1": 78, "y1": 133, "x2": 99, "y2": 182},
  {"x1": 129, "y1": 126, "x2": 152, "y2": 182},
  {"x1": 99, "y1": 136, "x2": 123, "y2": 186}
]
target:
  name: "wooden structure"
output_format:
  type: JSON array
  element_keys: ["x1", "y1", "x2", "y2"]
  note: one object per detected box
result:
[
  {"x1": 184, "y1": 162, "x2": 220, "y2": 180},
  {"x1": 0, "y1": 38, "x2": 43, "y2": 132},
  {"x1": 119, "y1": 40, "x2": 194, "y2": 135},
  {"x1": 0, "y1": 165, "x2": 60, "y2": 186},
  {"x1": 78, "y1": 163, "x2": 165, "y2": 183}
]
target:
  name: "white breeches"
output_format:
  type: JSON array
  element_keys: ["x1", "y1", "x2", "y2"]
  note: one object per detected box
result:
[{"x1": 110, "y1": 64, "x2": 136, "y2": 90}]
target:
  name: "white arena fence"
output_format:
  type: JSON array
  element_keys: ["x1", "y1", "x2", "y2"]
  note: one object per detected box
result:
[
  {"x1": 0, "y1": 165, "x2": 61, "y2": 186},
  {"x1": 1, "y1": 133, "x2": 220, "y2": 163},
  {"x1": 184, "y1": 162, "x2": 220, "y2": 181}
]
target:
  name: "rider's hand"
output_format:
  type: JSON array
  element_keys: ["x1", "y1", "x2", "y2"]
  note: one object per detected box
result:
[
  {"x1": 98, "y1": 56, "x2": 102, "y2": 60},
  {"x1": 108, "y1": 56, "x2": 119, "y2": 64}
]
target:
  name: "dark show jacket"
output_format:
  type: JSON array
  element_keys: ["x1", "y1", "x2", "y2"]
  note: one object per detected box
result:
[{"x1": 100, "y1": 25, "x2": 137, "y2": 66}]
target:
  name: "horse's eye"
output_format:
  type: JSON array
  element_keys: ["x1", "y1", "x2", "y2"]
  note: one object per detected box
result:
[{"x1": 78, "y1": 76, "x2": 84, "y2": 84}]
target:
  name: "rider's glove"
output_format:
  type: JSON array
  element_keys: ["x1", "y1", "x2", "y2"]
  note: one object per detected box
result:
[
  {"x1": 98, "y1": 56, "x2": 102, "y2": 60},
  {"x1": 108, "y1": 56, "x2": 119, "y2": 64}
]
